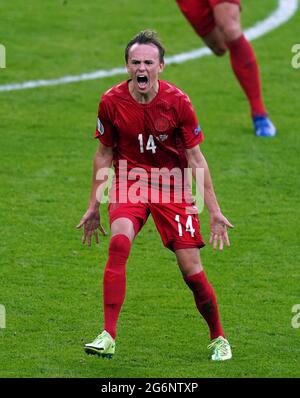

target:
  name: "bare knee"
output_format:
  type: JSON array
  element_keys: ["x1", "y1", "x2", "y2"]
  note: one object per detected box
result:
[
  {"x1": 111, "y1": 217, "x2": 135, "y2": 242},
  {"x1": 202, "y1": 27, "x2": 227, "y2": 56},
  {"x1": 175, "y1": 248, "x2": 203, "y2": 277},
  {"x1": 204, "y1": 40, "x2": 227, "y2": 56},
  {"x1": 218, "y1": 23, "x2": 241, "y2": 42},
  {"x1": 211, "y1": 46, "x2": 227, "y2": 56},
  {"x1": 214, "y1": 3, "x2": 242, "y2": 42}
]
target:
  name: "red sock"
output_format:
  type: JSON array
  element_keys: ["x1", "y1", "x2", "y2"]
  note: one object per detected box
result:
[
  {"x1": 226, "y1": 35, "x2": 267, "y2": 117},
  {"x1": 184, "y1": 271, "x2": 225, "y2": 340},
  {"x1": 103, "y1": 234, "x2": 131, "y2": 340}
]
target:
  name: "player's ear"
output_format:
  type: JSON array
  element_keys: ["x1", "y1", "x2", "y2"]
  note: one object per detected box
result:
[{"x1": 159, "y1": 62, "x2": 165, "y2": 73}]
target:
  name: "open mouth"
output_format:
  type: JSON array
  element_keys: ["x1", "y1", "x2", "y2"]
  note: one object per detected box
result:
[{"x1": 137, "y1": 75, "x2": 148, "y2": 90}]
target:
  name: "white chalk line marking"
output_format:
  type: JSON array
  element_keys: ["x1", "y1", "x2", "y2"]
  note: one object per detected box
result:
[{"x1": 0, "y1": 0, "x2": 298, "y2": 92}]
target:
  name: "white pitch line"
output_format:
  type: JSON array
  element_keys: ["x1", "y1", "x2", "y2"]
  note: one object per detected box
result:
[{"x1": 0, "y1": 0, "x2": 298, "y2": 93}]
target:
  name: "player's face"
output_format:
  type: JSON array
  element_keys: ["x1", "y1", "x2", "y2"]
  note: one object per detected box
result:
[{"x1": 126, "y1": 43, "x2": 164, "y2": 98}]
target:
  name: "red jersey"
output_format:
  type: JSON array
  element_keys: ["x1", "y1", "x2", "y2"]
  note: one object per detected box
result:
[
  {"x1": 95, "y1": 80, "x2": 203, "y2": 203},
  {"x1": 95, "y1": 79, "x2": 203, "y2": 168}
]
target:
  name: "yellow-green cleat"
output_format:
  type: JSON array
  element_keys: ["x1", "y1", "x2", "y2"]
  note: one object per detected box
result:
[
  {"x1": 207, "y1": 336, "x2": 232, "y2": 361},
  {"x1": 84, "y1": 330, "x2": 116, "y2": 359}
]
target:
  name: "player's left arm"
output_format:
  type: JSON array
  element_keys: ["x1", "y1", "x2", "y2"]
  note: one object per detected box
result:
[{"x1": 185, "y1": 144, "x2": 234, "y2": 250}]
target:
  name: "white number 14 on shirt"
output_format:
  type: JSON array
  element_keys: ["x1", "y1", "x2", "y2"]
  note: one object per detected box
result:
[{"x1": 138, "y1": 133, "x2": 157, "y2": 154}]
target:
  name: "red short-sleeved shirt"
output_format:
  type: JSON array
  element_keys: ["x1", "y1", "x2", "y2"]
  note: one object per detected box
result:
[
  {"x1": 94, "y1": 80, "x2": 205, "y2": 251},
  {"x1": 95, "y1": 79, "x2": 203, "y2": 179}
]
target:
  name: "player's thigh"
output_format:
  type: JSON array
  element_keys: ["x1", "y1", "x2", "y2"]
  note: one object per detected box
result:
[
  {"x1": 150, "y1": 202, "x2": 205, "y2": 253},
  {"x1": 108, "y1": 202, "x2": 149, "y2": 242},
  {"x1": 176, "y1": 0, "x2": 216, "y2": 38},
  {"x1": 175, "y1": 247, "x2": 203, "y2": 277},
  {"x1": 212, "y1": 1, "x2": 242, "y2": 41}
]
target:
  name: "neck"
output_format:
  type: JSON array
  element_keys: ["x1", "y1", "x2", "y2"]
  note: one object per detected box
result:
[{"x1": 129, "y1": 80, "x2": 159, "y2": 104}]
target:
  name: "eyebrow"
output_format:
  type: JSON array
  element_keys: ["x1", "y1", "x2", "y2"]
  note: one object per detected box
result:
[{"x1": 130, "y1": 59, "x2": 155, "y2": 63}]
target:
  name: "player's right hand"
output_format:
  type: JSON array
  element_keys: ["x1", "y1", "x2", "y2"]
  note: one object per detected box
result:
[{"x1": 76, "y1": 208, "x2": 107, "y2": 246}]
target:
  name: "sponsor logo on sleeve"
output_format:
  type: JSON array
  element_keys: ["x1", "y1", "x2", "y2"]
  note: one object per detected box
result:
[{"x1": 97, "y1": 118, "x2": 105, "y2": 135}]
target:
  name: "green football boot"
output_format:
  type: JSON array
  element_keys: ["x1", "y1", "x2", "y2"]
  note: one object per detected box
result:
[
  {"x1": 84, "y1": 330, "x2": 116, "y2": 359},
  {"x1": 207, "y1": 336, "x2": 232, "y2": 361}
]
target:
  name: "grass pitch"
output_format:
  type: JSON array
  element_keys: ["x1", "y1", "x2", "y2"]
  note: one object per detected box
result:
[{"x1": 0, "y1": 0, "x2": 299, "y2": 378}]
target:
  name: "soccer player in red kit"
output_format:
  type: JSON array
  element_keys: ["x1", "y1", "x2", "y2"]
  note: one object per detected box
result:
[
  {"x1": 77, "y1": 30, "x2": 233, "y2": 361},
  {"x1": 176, "y1": 0, "x2": 276, "y2": 137}
]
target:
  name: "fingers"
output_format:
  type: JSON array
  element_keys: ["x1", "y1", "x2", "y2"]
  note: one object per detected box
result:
[
  {"x1": 219, "y1": 236, "x2": 224, "y2": 251},
  {"x1": 80, "y1": 220, "x2": 102, "y2": 246},
  {"x1": 98, "y1": 225, "x2": 107, "y2": 236},
  {"x1": 76, "y1": 218, "x2": 86, "y2": 229},
  {"x1": 210, "y1": 233, "x2": 224, "y2": 251},
  {"x1": 210, "y1": 226, "x2": 230, "y2": 251},
  {"x1": 82, "y1": 230, "x2": 99, "y2": 246},
  {"x1": 223, "y1": 218, "x2": 234, "y2": 229},
  {"x1": 77, "y1": 209, "x2": 107, "y2": 245},
  {"x1": 210, "y1": 234, "x2": 219, "y2": 250},
  {"x1": 224, "y1": 229, "x2": 230, "y2": 247},
  {"x1": 80, "y1": 222, "x2": 90, "y2": 246},
  {"x1": 94, "y1": 231, "x2": 99, "y2": 244}
]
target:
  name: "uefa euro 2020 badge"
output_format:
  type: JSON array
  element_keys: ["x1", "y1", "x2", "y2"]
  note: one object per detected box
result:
[
  {"x1": 97, "y1": 118, "x2": 105, "y2": 135},
  {"x1": 194, "y1": 125, "x2": 201, "y2": 136}
]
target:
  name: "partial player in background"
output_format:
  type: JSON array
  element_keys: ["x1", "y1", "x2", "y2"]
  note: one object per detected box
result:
[
  {"x1": 77, "y1": 30, "x2": 233, "y2": 361},
  {"x1": 176, "y1": 0, "x2": 276, "y2": 137}
]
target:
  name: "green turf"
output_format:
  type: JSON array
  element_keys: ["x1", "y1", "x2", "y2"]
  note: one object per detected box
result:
[{"x1": 0, "y1": 0, "x2": 299, "y2": 378}]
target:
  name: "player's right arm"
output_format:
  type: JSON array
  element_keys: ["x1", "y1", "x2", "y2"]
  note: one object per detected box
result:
[
  {"x1": 89, "y1": 141, "x2": 114, "y2": 211},
  {"x1": 76, "y1": 141, "x2": 113, "y2": 246}
]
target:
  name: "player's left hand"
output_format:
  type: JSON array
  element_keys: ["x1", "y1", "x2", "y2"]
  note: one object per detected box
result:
[{"x1": 209, "y1": 212, "x2": 234, "y2": 251}]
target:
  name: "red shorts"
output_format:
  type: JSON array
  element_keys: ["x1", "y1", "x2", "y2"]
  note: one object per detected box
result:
[
  {"x1": 108, "y1": 201, "x2": 205, "y2": 252},
  {"x1": 177, "y1": 0, "x2": 241, "y2": 37}
]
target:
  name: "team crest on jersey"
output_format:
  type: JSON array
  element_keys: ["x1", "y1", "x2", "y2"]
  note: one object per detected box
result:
[
  {"x1": 194, "y1": 125, "x2": 201, "y2": 136},
  {"x1": 97, "y1": 118, "x2": 105, "y2": 135},
  {"x1": 155, "y1": 117, "x2": 169, "y2": 132}
]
